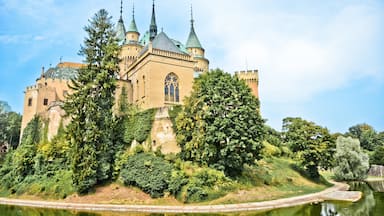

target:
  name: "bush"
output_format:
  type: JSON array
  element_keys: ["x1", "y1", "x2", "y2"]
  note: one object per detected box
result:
[
  {"x1": 179, "y1": 167, "x2": 234, "y2": 203},
  {"x1": 261, "y1": 141, "x2": 281, "y2": 157},
  {"x1": 334, "y1": 136, "x2": 369, "y2": 181},
  {"x1": 120, "y1": 153, "x2": 172, "y2": 198}
]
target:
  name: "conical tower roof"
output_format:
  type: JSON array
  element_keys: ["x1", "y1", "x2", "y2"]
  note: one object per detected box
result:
[
  {"x1": 186, "y1": 6, "x2": 203, "y2": 49},
  {"x1": 127, "y1": 3, "x2": 139, "y2": 33},
  {"x1": 116, "y1": 0, "x2": 126, "y2": 42}
]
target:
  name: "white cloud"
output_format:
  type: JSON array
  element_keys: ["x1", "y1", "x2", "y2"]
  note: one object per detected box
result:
[{"x1": 191, "y1": 0, "x2": 383, "y2": 103}]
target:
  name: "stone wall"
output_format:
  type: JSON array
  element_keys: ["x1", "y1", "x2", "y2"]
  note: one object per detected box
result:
[
  {"x1": 368, "y1": 165, "x2": 384, "y2": 177},
  {"x1": 150, "y1": 107, "x2": 180, "y2": 154}
]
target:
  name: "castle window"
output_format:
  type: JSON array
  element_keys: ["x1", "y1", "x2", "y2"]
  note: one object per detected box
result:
[
  {"x1": 136, "y1": 80, "x2": 139, "y2": 101},
  {"x1": 28, "y1": 98, "x2": 32, "y2": 106},
  {"x1": 164, "y1": 73, "x2": 179, "y2": 103},
  {"x1": 143, "y1": 76, "x2": 146, "y2": 97},
  {"x1": 43, "y1": 98, "x2": 48, "y2": 106}
]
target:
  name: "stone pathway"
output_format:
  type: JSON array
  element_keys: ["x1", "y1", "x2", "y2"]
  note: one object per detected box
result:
[{"x1": 0, "y1": 181, "x2": 360, "y2": 213}]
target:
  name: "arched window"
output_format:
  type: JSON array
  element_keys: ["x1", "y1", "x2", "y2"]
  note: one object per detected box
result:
[{"x1": 164, "y1": 73, "x2": 179, "y2": 103}]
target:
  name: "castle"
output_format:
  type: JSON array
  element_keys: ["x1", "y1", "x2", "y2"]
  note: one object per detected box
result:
[{"x1": 21, "y1": 1, "x2": 259, "y2": 140}]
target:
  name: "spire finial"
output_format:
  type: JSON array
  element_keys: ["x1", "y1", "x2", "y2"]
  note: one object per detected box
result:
[
  {"x1": 190, "y1": 4, "x2": 194, "y2": 26},
  {"x1": 132, "y1": 2, "x2": 135, "y2": 19},
  {"x1": 120, "y1": 0, "x2": 123, "y2": 19}
]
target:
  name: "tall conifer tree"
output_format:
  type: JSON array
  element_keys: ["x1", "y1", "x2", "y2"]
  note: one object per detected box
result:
[{"x1": 64, "y1": 9, "x2": 120, "y2": 193}]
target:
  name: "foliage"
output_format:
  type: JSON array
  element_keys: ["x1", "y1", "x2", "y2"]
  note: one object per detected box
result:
[
  {"x1": 63, "y1": 9, "x2": 120, "y2": 194},
  {"x1": 120, "y1": 153, "x2": 173, "y2": 198},
  {"x1": 370, "y1": 144, "x2": 384, "y2": 166},
  {"x1": 176, "y1": 69, "x2": 264, "y2": 176},
  {"x1": 261, "y1": 141, "x2": 282, "y2": 158},
  {"x1": 264, "y1": 125, "x2": 282, "y2": 147},
  {"x1": 0, "y1": 116, "x2": 43, "y2": 187},
  {"x1": 346, "y1": 123, "x2": 380, "y2": 151},
  {"x1": 124, "y1": 108, "x2": 156, "y2": 144},
  {"x1": 0, "y1": 110, "x2": 22, "y2": 149},
  {"x1": 282, "y1": 117, "x2": 335, "y2": 179},
  {"x1": 168, "y1": 105, "x2": 182, "y2": 133},
  {"x1": 181, "y1": 167, "x2": 234, "y2": 203},
  {"x1": 0, "y1": 115, "x2": 74, "y2": 198},
  {"x1": 333, "y1": 136, "x2": 369, "y2": 181}
]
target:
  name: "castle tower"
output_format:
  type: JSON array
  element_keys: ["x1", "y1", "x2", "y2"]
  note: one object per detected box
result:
[
  {"x1": 125, "y1": 3, "x2": 140, "y2": 43},
  {"x1": 235, "y1": 70, "x2": 259, "y2": 98},
  {"x1": 119, "y1": 2, "x2": 142, "y2": 78},
  {"x1": 186, "y1": 6, "x2": 209, "y2": 73},
  {"x1": 149, "y1": 0, "x2": 158, "y2": 41},
  {"x1": 116, "y1": 0, "x2": 126, "y2": 44}
]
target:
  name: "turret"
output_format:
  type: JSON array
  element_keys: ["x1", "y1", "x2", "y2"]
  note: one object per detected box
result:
[
  {"x1": 126, "y1": 3, "x2": 140, "y2": 43},
  {"x1": 116, "y1": 0, "x2": 126, "y2": 44},
  {"x1": 149, "y1": 0, "x2": 158, "y2": 41},
  {"x1": 235, "y1": 70, "x2": 259, "y2": 98},
  {"x1": 186, "y1": 6, "x2": 209, "y2": 73}
]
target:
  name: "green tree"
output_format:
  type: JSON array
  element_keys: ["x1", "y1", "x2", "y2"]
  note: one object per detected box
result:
[
  {"x1": 176, "y1": 69, "x2": 264, "y2": 176},
  {"x1": 334, "y1": 136, "x2": 369, "y2": 181},
  {"x1": 0, "y1": 102, "x2": 22, "y2": 149},
  {"x1": 346, "y1": 123, "x2": 379, "y2": 151},
  {"x1": 0, "y1": 116, "x2": 42, "y2": 187},
  {"x1": 370, "y1": 145, "x2": 384, "y2": 165},
  {"x1": 63, "y1": 9, "x2": 120, "y2": 193},
  {"x1": 282, "y1": 117, "x2": 335, "y2": 179}
]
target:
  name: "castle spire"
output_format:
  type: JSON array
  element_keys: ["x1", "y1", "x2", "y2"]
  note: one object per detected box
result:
[
  {"x1": 116, "y1": 0, "x2": 126, "y2": 43},
  {"x1": 149, "y1": 0, "x2": 158, "y2": 41},
  {"x1": 119, "y1": 0, "x2": 123, "y2": 20},
  {"x1": 186, "y1": 5, "x2": 203, "y2": 49},
  {"x1": 127, "y1": 2, "x2": 139, "y2": 33}
]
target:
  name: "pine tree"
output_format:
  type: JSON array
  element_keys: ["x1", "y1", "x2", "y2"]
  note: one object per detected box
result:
[{"x1": 64, "y1": 9, "x2": 120, "y2": 193}]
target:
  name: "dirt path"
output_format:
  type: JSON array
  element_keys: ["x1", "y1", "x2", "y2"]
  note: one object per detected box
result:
[{"x1": 0, "y1": 182, "x2": 355, "y2": 213}]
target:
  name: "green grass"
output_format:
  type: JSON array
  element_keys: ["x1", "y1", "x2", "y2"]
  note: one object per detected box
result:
[{"x1": 205, "y1": 157, "x2": 331, "y2": 204}]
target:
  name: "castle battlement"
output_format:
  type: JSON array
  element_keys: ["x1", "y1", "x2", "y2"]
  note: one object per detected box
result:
[
  {"x1": 235, "y1": 70, "x2": 259, "y2": 81},
  {"x1": 26, "y1": 85, "x2": 39, "y2": 90}
]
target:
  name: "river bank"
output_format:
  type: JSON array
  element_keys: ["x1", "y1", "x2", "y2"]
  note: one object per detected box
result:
[{"x1": 0, "y1": 181, "x2": 358, "y2": 214}]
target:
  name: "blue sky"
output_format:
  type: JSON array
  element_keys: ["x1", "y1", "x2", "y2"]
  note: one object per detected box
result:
[{"x1": 0, "y1": 0, "x2": 383, "y2": 133}]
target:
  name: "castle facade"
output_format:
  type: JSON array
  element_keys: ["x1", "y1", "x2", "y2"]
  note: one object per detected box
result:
[{"x1": 21, "y1": 1, "x2": 259, "y2": 138}]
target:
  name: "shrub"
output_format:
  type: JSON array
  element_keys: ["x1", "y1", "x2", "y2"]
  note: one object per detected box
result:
[
  {"x1": 261, "y1": 141, "x2": 281, "y2": 157},
  {"x1": 179, "y1": 167, "x2": 234, "y2": 203},
  {"x1": 120, "y1": 153, "x2": 172, "y2": 198}
]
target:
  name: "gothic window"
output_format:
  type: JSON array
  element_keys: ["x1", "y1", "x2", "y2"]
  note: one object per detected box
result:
[
  {"x1": 28, "y1": 98, "x2": 32, "y2": 106},
  {"x1": 164, "y1": 73, "x2": 179, "y2": 103}
]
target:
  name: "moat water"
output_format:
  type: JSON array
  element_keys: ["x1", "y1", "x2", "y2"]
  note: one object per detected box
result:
[{"x1": 1, "y1": 181, "x2": 383, "y2": 216}]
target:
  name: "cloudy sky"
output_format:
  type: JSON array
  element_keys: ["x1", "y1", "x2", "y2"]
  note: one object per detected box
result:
[{"x1": 0, "y1": 0, "x2": 383, "y2": 133}]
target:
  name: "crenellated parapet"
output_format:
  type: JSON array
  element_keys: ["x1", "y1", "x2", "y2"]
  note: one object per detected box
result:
[
  {"x1": 235, "y1": 70, "x2": 259, "y2": 98},
  {"x1": 235, "y1": 70, "x2": 259, "y2": 82}
]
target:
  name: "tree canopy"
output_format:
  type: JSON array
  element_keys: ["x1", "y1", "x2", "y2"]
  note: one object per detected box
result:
[
  {"x1": 346, "y1": 123, "x2": 380, "y2": 151},
  {"x1": 63, "y1": 9, "x2": 120, "y2": 193},
  {"x1": 282, "y1": 117, "x2": 335, "y2": 179},
  {"x1": 176, "y1": 69, "x2": 264, "y2": 176}
]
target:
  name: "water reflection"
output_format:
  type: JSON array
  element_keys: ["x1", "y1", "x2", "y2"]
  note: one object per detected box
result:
[{"x1": 0, "y1": 181, "x2": 383, "y2": 216}]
